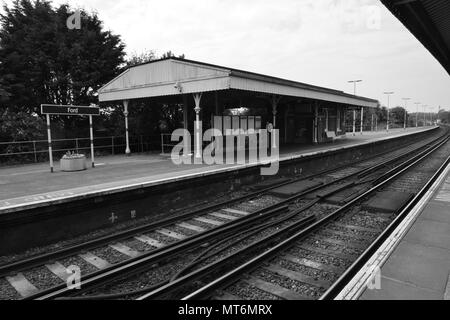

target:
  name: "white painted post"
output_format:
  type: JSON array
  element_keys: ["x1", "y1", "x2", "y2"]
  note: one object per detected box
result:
[
  {"x1": 272, "y1": 96, "x2": 278, "y2": 128},
  {"x1": 193, "y1": 93, "x2": 203, "y2": 159},
  {"x1": 271, "y1": 96, "x2": 280, "y2": 148},
  {"x1": 314, "y1": 103, "x2": 318, "y2": 144},
  {"x1": 325, "y1": 108, "x2": 329, "y2": 132},
  {"x1": 337, "y1": 109, "x2": 341, "y2": 132},
  {"x1": 89, "y1": 115, "x2": 95, "y2": 168},
  {"x1": 123, "y1": 100, "x2": 131, "y2": 156},
  {"x1": 46, "y1": 114, "x2": 54, "y2": 173},
  {"x1": 360, "y1": 107, "x2": 364, "y2": 135},
  {"x1": 353, "y1": 109, "x2": 356, "y2": 136},
  {"x1": 404, "y1": 110, "x2": 407, "y2": 130},
  {"x1": 371, "y1": 114, "x2": 374, "y2": 132}
]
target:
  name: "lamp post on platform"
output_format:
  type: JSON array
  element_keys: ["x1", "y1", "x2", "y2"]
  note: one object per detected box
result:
[
  {"x1": 402, "y1": 98, "x2": 410, "y2": 129},
  {"x1": 414, "y1": 102, "x2": 421, "y2": 127},
  {"x1": 348, "y1": 80, "x2": 362, "y2": 135},
  {"x1": 348, "y1": 80, "x2": 362, "y2": 95},
  {"x1": 384, "y1": 92, "x2": 394, "y2": 131},
  {"x1": 422, "y1": 105, "x2": 428, "y2": 126}
]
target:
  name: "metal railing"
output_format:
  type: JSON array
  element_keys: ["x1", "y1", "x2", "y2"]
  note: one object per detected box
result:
[
  {"x1": 0, "y1": 135, "x2": 161, "y2": 165},
  {"x1": 344, "y1": 123, "x2": 419, "y2": 133}
]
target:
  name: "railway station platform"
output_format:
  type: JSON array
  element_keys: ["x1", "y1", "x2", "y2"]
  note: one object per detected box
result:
[
  {"x1": 0, "y1": 127, "x2": 436, "y2": 214},
  {"x1": 355, "y1": 162, "x2": 450, "y2": 300}
]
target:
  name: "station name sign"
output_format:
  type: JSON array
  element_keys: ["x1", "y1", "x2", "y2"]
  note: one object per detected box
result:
[{"x1": 41, "y1": 104, "x2": 100, "y2": 116}]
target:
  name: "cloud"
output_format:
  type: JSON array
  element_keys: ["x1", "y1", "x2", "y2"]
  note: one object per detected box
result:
[{"x1": 1, "y1": 0, "x2": 449, "y2": 110}]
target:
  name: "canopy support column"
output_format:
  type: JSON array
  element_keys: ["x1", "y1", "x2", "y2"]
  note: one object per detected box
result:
[
  {"x1": 313, "y1": 102, "x2": 318, "y2": 144},
  {"x1": 271, "y1": 95, "x2": 281, "y2": 128},
  {"x1": 183, "y1": 95, "x2": 189, "y2": 130},
  {"x1": 193, "y1": 93, "x2": 203, "y2": 160},
  {"x1": 46, "y1": 114, "x2": 54, "y2": 173},
  {"x1": 353, "y1": 109, "x2": 356, "y2": 136},
  {"x1": 89, "y1": 115, "x2": 95, "y2": 168},
  {"x1": 360, "y1": 107, "x2": 364, "y2": 135},
  {"x1": 123, "y1": 100, "x2": 131, "y2": 156}
]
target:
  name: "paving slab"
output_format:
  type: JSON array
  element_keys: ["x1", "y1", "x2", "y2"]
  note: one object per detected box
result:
[
  {"x1": 419, "y1": 202, "x2": 450, "y2": 224},
  {"x1": 380, "y1": 241, "x2": 450, "y2": 293},
  {"x1": 362, "y1": 276, "x2": 443, "y2": 300},
  {"x1": 404, "y1": 219, "x2": 450, "y2": 249}
]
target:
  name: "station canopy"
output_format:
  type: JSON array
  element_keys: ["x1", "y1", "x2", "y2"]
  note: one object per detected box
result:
[
  {"x1": 382, "y1": 0, "x2": 450, "y2": 76},
  {"x1": 98, "y1": 58, "x2": 378, "y2": 108}
]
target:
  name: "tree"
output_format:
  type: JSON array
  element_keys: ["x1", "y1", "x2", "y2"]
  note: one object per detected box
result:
[
  {"x1": 126, "y1": 50, "x2": 157, "y2": 68},
  {"x1": 0, "y1": 0, "x2": 126, "y2": 113},
  {"x1": 390, "y1": 106, "x2": 406, "y2": 126},
  {"x1": 125, "y1": 50, "x2": 185, "y2": 68},
  {"x1": 160, "y1": 50, "x2": 185, "y2": 59},
  {"x1": 438, "y1": 109, "x2": 450, "y2": 124}
]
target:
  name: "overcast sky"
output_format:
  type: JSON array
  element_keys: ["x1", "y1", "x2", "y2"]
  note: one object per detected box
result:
[{"x1": 2, "y1": 0, "x2": 449, "y2": 112}]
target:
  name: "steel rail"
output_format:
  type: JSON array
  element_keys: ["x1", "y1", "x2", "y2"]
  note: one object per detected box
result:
[
  {"x1": 136, "y1": 214, "x2": 318, "y2": 300},
  {"x1": 319, "y1": 153, "x2": 450, "y2": 300},
  {"x1": 178, "y1": 135, "x2": 450, "y2": 300},
  {"x1": 5, "y1": 130, "x2": 445, "y2": 300},
  {"x1": 28, "y1": 205, "x2": 289, "y2": 300},
  {"x1": 27, "y1": 132, "x2": 448, "y2": 299}
]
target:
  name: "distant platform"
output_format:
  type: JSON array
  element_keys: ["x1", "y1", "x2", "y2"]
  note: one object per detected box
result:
[{"x1": 0, "y1": 127, "x2": 436, "y2": 214}]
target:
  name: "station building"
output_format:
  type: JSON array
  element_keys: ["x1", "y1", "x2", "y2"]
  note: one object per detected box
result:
[{"x1": 98, "y1": 58, "x2": 379, "y2": 154}]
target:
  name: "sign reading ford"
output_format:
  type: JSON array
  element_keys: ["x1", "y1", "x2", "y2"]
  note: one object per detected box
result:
[
  {"x1": 41, "y1": 104, "x2": 100, "y2": 116},
  {"x1": 40, "y1": 104, "x2": 100, "y2": 173}
]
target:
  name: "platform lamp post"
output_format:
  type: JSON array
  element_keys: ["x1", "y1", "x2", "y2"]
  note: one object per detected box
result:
[
  {"x1": 402, "y1": 98, "x2": 410, "y2": 130},
  {"x1": 348, "y1": 80, "x2": 362, "y2": 96},
  {"x1": 422, "y1": 105, "x2": 427, "y2": 126},
  {"x1": 437, "y1": 106, "x2": 441, "y2": 125},
  {"x1": 414, "y1": 102, "x2": 421, "y2": 127},
  {"x1": 384, "y1": 92, "x2": 394, "y2": 132},
  {"x1": 349, "y1": 80, "x2": 362, "y2": 135},
  {"x1": 428, "y1": 106, "x2": 433, "y2": 126},
  {"x1": 427, "y1": 106, "x2": 431, "y2": 126}
]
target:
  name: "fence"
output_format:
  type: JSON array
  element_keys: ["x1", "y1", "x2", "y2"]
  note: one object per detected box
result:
[
  {"x1": 0, "y1": 135, "x2": 161, "y2": 165},
  {"x1": 344, "y1": 122, "x2": 417, "y2": 133}
]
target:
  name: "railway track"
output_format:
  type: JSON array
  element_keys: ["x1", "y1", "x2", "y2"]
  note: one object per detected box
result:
[
  {"x1": 135, "y1": 132, "x2": 449, "y2": 300},
  {"x1": 58, "y1": 131, "x2": 450, "y2": 299},
  {"x1": 0, "y1": 129, "x2": 446, "y2": 300}
]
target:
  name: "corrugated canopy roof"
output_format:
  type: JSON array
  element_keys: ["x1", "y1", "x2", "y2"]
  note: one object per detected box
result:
[
  {"x1": 382, "y1": 0, "x2": 450, "y2": 75},
  {"x1": 98, "y1": 58, "x2": 379, "y2": 108}
]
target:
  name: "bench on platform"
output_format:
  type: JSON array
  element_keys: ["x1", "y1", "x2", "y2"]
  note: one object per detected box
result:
[{"x1": 325, "y1": 130, "x2": 337, "y2": 142}]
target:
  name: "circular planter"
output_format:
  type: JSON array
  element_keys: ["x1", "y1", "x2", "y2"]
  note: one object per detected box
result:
[{"x1": 60, "y1": 156, "x2": 87, "y2": 172}]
